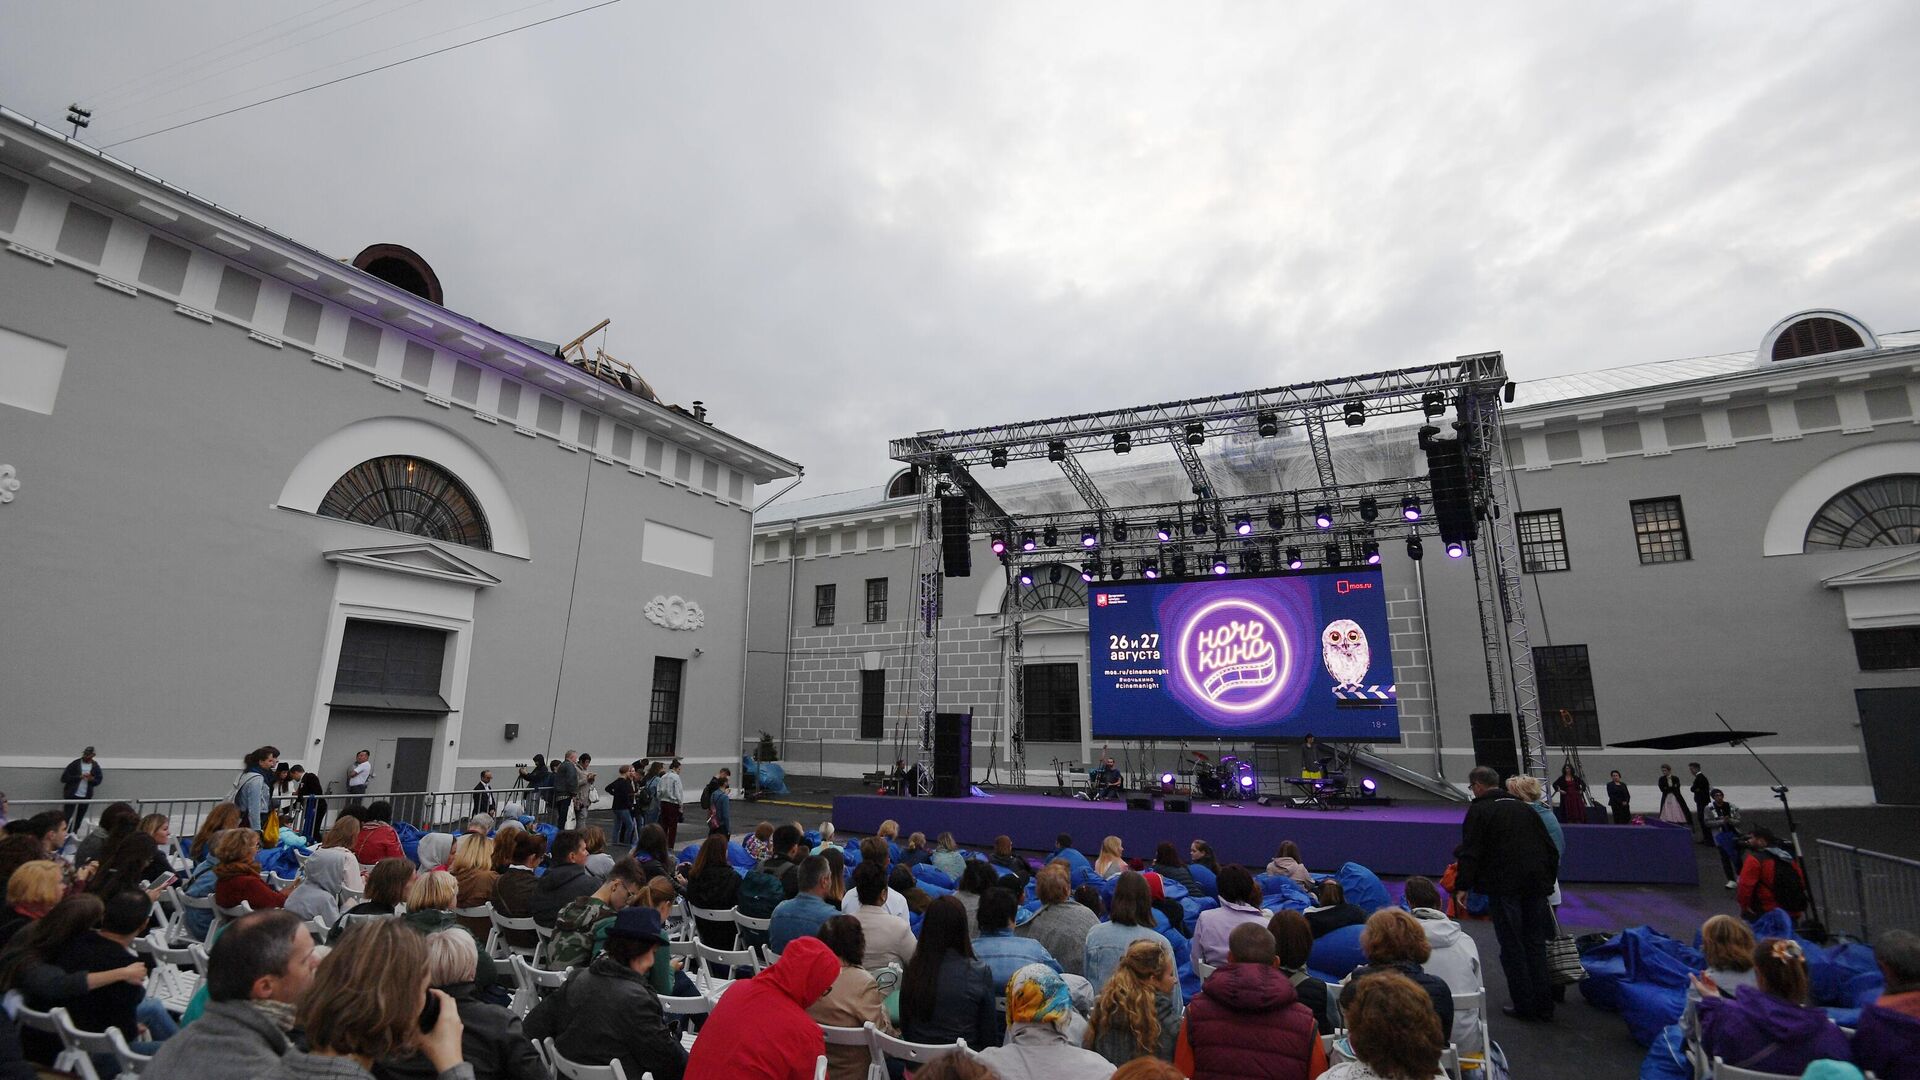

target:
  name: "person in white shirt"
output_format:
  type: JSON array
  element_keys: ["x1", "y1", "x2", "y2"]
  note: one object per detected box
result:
[
  {"x1": 1403, "y1": 875, "x2": 1484, "y2": 1054},
  {"x1": 347, "y1": 750, "x2": 373, "y2": 796},
  {"x1": 848, "y1": 861, "x2": 916, "y2": 972},
  {"x1": 840, "y1": 837, "x2": 910, "y2": 918}
]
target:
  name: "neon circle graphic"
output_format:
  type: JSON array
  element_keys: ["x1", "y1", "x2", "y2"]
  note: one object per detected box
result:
[{"x1": 1175, "y1": 597, "x2": 1293, "y2": 714}]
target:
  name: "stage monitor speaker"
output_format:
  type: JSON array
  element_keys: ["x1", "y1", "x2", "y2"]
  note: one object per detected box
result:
[
  {"x1": 932, "y1": 711, "x2": 972, "y2": 797},
  {"x1": 1469, "y1": 712, "x2": 1521, "y2": 781},
  {"x1": 1425, "y1": 438, "x2": 1478, "y2": 547},
  {"x1": 1164, "y1": 798, "x2": 1191, "y2": 814},
  {"x1": 1126, "y1": 796, "x2": 1153, "y2": 812},
  {"x1": 939, "y1": 494, "x2": 972, "y2": 578}
]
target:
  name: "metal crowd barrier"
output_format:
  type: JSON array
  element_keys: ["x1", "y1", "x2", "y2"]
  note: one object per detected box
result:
[
  {"x1": 1810, "y1": 838, "x2": 1920, "y2": 942},
  {"x1": 8, "y1": 786, "x2": 543, "y2": 843}
]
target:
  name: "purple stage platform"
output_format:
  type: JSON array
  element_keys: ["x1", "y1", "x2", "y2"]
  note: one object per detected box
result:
[{"x1": 831, "y1": 792, "x2": 1698, "y2": 885}]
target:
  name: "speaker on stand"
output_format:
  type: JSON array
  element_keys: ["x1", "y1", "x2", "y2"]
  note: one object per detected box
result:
[{"x1": 933, "y1": 711, "x2": 973, "y2": 798}]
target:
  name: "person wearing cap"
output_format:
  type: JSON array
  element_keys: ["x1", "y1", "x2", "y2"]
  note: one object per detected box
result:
[
  {"x1": 59, "y1": 747, "x2": 104, "y2": 832},
  {"x1": 974, "y1": 963, "x2": 1116, "y2": 1080},
  {"x1": 524, "y1": 906, "x2": 685, "y2": 1080},
  {"x1": 684, "y1": 935, "x2": 839, "y2": 1080}
]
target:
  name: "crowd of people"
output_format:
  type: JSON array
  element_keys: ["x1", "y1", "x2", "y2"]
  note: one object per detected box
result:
[{"x1": 0, "y1": 747, "x2": 1908, "y2": 1080}]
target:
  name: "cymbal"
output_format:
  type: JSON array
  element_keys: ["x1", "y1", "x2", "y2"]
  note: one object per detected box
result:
[{"x1": 1189, "y1": 750, "x2": 1210, "y2": 761}]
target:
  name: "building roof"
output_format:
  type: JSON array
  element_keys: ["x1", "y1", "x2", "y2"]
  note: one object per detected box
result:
[{"x1": 1510, "y1": 330, "x2": 1920, "y2": 411}]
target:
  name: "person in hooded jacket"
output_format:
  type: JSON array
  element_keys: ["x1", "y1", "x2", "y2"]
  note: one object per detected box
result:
[
  {"x1": 528, "y1": 831, "x2": 599, "y2": 928},
  {"x1": 350, "y1": 802, "x2": 406, "y2": 865},
  {"x1": 525, "y1": 907, "x2": 684, "y2": 1080},
  {"x1": 1695, "y1": 937, "x2": 1850, "y2": 1075},
  {"x1": 974, "y1": 964, "x2": 1115, "y2": 1080},
  {"x1": 1852, "y1": 929, "x2": 1920, "y2": 1080},
  {"x1": 1175, "y1": 922, "x2": 1327, "y2": 1080},
  {"x1": 1327, "y1": 910, "x2": 1453, "y2": 1040},
  {"x1": 283, "y1": 845, "x2": 351, "y2": 927},
  {"x1": 1399, "y1": 877, "x2": 1482, "y2": 1054},
  {"x1": 683, "y1": 935, "x2": 838, "y2": 1080}
]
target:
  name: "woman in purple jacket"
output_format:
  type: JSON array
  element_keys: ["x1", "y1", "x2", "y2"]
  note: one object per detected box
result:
[{"x1": 1695, "y1": 938, "x2": 1850, "y2": 1075}]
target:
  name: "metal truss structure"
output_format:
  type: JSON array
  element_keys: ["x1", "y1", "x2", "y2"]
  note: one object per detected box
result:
[{"x1": 891, "y1": 353, "x2": 1550, "y2": 782}]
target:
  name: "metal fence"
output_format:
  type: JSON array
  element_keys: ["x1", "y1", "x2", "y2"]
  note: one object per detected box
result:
[
  {"x1": 8, "y1": 786, "x2": 544, "y2": 842},
  {"x1": 1810, "y1": 838, "x2": 1920, "y2": 942}
]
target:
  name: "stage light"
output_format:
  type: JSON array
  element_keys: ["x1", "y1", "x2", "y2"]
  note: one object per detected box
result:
[
  {"x1": 1407, "y1": 536, "x2": 1424, "y2": 561},
  {"x1": 990, "y1": 534, "x2": 1007, "y2": 555},
  {"x1": 1113, "y1": 521, "x2": 1129, "y2": 542},
  {"x1": 1019, "y1": 570, "x2": 1034, "y2": 586},
  {"x1": 1212, "y1": 557, "x2": 1229, "y2": 576},
  {"x1": 1402, "y1": 496, "x2": 1421, "y2": 522},
  {"x1": 1268, "y1": 505, "x2": 1286, "y2": 530},
  {"x1": 1359, "y1": 497, "x2": 1378, "y2": 523},
  {"x1": 1314, "y1": 505, "x2": 1334, "y2": 529},
  {"x1": 1243, "y1": 547, "x2": 1263, "y2": 573},
  {"x1": 1020, "y1": 531, "x2": 1037, "y2": 552},
  {"x1": 1238, "y1": 774, "x2": 1255, "y2": 790},
  {"x1": 1109, "y1": 558, "x2": 1125, "y2": 578},
  {"x1": 1286, "y1": 547, "x2": 1304, "y2": 570},
  {"x1": 1088, "y1": 558, "x2": 1103, "y2": 579},
  {"x1": 1422, "y1": 391, "x2": 1448, "y2": 418},
  {"x1": 1113, "y1": 430, "x2": 1131, "y2": 454},
  {"x1": 1160, "y1": 771, "x2": 1174, "y2": 785},
  {"x1": 1048, "y1": 565, "x2": 1062, "y2": 584},
  {"x1": 1143, "y1": 562, "x2": 1160, "y2": 580},
  {"x1": 1257, "y1": 411, "x2": 1279, "y2": 437},
  {"x1": 1446, "y1": 540, "x2": 1467, "y2": 559},
  {"x1": 1042, "y1": 525, "x2": 1058, "y2": 547},
  {"x1": 1364, "y1": 541, "x2": 1381, "y2": 566},
  {"x1": 1418, "y1": 424, "x2": 1441, "y2": 451},
  {"x1": 1234, "y1": 515, "x2": 1253, "y2": 536},
  {"x1": 1185, "y1": 422, "x2": 1205, "y2": 446},
  {"x1": 1047, "y1": 440, "x2": 1067, "y2": 462},
  {"x1": 1191, "y1": 513, "x2": 1209, "y2": 536},
  {"x1": 1156, "y1": 521, "x2": 1173, "y2": 543},
  {"x1": 1081, "y1": 528, "x2": 1098, "y2": 548},
  {"x1": 990, "y1": 447, "x2": 1008, "y2": 468},
  {"x1": 1080, "y1": 566, "x2": 1094, "y2": 583},
  {"x1": 1343, "y1": 401, "x2": 1366, "y2": 427},
  {"x1": 1361, "y1": 777, "x2": 1379, "y2": 794},
  {"x1": 1172, "y1": 553, "x2": 1189, "y2": 577},
  {"x1": 1325, "y1": 543, "x2": 1342, "y2": 567}
]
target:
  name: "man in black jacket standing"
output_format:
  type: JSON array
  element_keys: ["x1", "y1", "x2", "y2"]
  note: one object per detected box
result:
[
  {"x1": 1455, "y1": 765, "x2": 1561, "y2": 1022},
  {"x1": 1689, "y1": 763, "x2": 1714, "y2": 845},
  {"x1": 59, "y1": 746, "x2": 103, "y2": 831}
]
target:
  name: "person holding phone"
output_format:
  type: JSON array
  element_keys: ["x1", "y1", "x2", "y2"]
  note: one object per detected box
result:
[{"x1": 266, "y1": 917, "x2": 467, "y2": 1080}]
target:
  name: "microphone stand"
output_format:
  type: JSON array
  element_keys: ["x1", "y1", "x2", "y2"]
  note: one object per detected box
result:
[{"x1": 1715, "y1": 712, "x2": 1821, "y2": 929}]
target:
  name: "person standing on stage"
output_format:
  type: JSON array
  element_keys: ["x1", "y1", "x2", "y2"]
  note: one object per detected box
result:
[
  {"x1": 1299, "y1": 734, "x2": 1327, "y2": 780},
  {"x1": 1606, "y1": 771, "x2": 1632, "y2": 824},
  {"x1": 1552, "y1": 764, "x2": 1589, "y2": 825},
  {"x1": 1657, "y1": 764, "x2": 1692, "y2": 826},
  {"x1": 1690, "y1": 763, "x2": 1715, "y2": 845}
]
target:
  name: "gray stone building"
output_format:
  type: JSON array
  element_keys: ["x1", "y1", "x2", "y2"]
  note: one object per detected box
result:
[
  {"x1": 749, "y1": 309, "x2": 1920, "y2": 807},
  {"x1": 0, "y1": 108, "x2": 798, "y2": 802}
]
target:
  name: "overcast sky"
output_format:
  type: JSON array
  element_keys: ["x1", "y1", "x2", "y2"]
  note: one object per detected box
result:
[{"x1": 4, "y1": 2, "x2": 1917, "y2": 495}]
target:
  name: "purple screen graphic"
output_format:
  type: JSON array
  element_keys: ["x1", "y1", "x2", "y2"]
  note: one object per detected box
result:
[{"x1": 1088, "y1": 569, "x2": 1400, "y2": 741}]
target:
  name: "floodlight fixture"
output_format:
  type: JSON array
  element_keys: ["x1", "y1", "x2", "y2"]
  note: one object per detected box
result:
[
  {"x1": 1402, "y1": 496, "x2": 1421, "y2": 522},
  {"x1": 1234, "y1": 516, "x2": 1253, "y2": 536},
  {"x1": 1185, "y1": 422, "x2": 1205, "y2": 446},
  {"x1": 1314, "y1": 505, "x2": 1334, "y2": 530},
  {"x1": 1285, "y1": 547, "x2": 1304, "y2": 570},
  {"x1": 1359, "y1": 497, "x2": 1378, "y2": 523},
  {"x1": 1020, "y1": 531, "x2": 1037, "y2": 552}
]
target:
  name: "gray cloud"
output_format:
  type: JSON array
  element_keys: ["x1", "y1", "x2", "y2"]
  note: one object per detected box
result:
[{"x1": 4, "y1": 1, "x2": 1916, "y2": 495}]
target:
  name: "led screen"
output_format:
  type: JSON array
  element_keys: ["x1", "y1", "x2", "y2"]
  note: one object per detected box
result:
[{"x1": 1088, "y1": 569, "x2": 1400, "y2": 741}]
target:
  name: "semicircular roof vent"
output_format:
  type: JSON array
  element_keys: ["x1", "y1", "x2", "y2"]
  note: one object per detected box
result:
[{"x1": 351, "y1": 243, "x2": 444, "y2": 306}]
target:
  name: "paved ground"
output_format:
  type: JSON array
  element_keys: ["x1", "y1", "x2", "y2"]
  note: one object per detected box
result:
[{"x1": 632, "y1": 774, "x2": 1919, "y2": 1079}]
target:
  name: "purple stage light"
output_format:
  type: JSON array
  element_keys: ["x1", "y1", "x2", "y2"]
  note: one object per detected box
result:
[
  {"x1": 1160, "y1": 772, "x2": 1174, "y2": 785},
  {"x1": 990, "y1": 536, "x2": 1007, "y2": 555},
  {"x1": 1212, "y1": 560, "x2": 1229, "y2": 575},
  {"x1": 1446, "y1": 541, "x2": 1466, "y2": 559},
  {"x1": 1402, "y1": 496, "x2": 1421, "y2": 522},
  {"x1": 1018, "y1": 571, "x2": 1034, "y2": 585},
  {"x1": 1360, "y1": 777, "x2": 1379, "y2": 793},
  {"x1": 1239, "y1": 774, "x2": 1255, "y2": 789}
]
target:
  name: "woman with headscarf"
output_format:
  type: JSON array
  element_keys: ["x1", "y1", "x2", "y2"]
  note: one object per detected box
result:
[
  {"x1": 976, "y1": 964, "x2": 1117, "y2": 1079},
  {"x1": 414, "y1": 831, "x2": 455, "y2": 874}
]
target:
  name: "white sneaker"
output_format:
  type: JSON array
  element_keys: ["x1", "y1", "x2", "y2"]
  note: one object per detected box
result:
[{"x1": 1724, "y1": 880, "x2": 1737, "y2": 890}]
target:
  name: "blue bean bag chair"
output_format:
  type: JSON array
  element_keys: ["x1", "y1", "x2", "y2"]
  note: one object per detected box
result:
[
  {"x1": 1307, "y1": 923, "x2": 1367, "y2": 980},
  {"x1": 1180, "y1": 895, "x2": 1216, "y2": 936},
  {"x1": 803, "y1": 830, "x2": 821, "y2": 848},
  {"x1": 917, "y1": 878, "x2": 954, "y2": 900},
  {"x1": 255, "y1": 846, "x2": 303, "y2": 878},
  {"x1": 1811, "y1": 941, "x2": 1881, "y2": 1007},
  {"x1": 990, "y1": 863, "x2": 1020, "y2": 881},
  {"x1": 1335, "y1": 863, "x2": 1390, "y2": 914},
  {"x1": 394, "y1": 821, "x2": 425, "y2": 865},
  {"x1": 912, "y1": 865, "x2": 956, "y2": 891},
  {"x1": 1159, "y1": 879, "x2": 1189, "y2": 903},
  {"x1": 677, "y1": 843, "x2": 702, "y2": 866},
  {"x1": 1640, "y1": 1023, "x2": 1694, "y2": 1080},
  {"x1": 727, "y1": 841, "x2": 754, "y2": 870},
  {"x1": 1579, "y1": 927, "x2": 1703, "y2": 1046},
  {"x1": 842, "y1": 844, "x2": 863, "y2": 868},
  {"x1": 1050, "y1": 847, "x2": 1093, "y2": 880},
  {"x1": 1152, "y1": 910, "x2": 1201, "y2": 1000},
  {"x1": 1258, "y1": 876, "x2": 1314, "y2": 913},
  {"x1": 1186, "y1": 863, "x2": 1218, "y2": 897}
]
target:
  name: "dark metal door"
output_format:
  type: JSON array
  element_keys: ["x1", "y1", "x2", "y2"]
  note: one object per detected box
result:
[
  {"x1": 392, "y1": 737, "x2": 433, "y2": 795},
  {"x1": 1856, "y1": 688, "x2": 1920, "y2": 805}
]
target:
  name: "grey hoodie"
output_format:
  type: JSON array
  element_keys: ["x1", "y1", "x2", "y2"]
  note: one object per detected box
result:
[
  {"x1": 285, "y1": 848, "x2": 352, "y2": 926},
  {"x1": 1408, "y1": 906, "x2": 1484, "y2": 1054},
  {"x1": 143, "y1": 999, "x2": 291, "y2": 1080}
]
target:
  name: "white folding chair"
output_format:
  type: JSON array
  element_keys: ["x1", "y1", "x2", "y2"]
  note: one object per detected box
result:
[
  {"x1": 818, "y1": 1021, "x2": 886, "y2": 1080},
  {"x1": 1713, "y1": 1059, "x2": 1803, "y2": 1080},
  {"x1": 813, "y1": 1055, "x2": 827, "y2": 1080},
  {"x1": 166, "y1": 886, "x2": 217, "y2": 942},
  {"x1": 1441, "y1": 1042, "x2": 1462, "y2": 1080},
  {"x1": 137, "y1": 932, "x2": 202, "y2": 1015},
  {"x1": 544, "y1": 1036, "x2": 630, "y2": 1080},
  {"x1": 686, "y1": 903, "x2": 736, "y2": 934},
  {"x1": 508, "y1": 955, "x2": 572, "y2": 1020},
  {"x1": 872, "y1": 1029, "x2": 971, "y2": 1067},
  {"x1": 188, "y1": 942, "x2": 212, "y2": 976},
  {"x1": 491, "y1": 909, "x2": 542, "y2": 963},
  {"x1": 666, "y1": 897, "x2": 691, "y2": 941},
  {"x1": 1191, "y1": 954, "x2": 1217, "y2": 980},
  {"x1": 264, "y1": 872, "x2": 298, "y2": 890},
  {"x1": 213, "y1": 899, "x2": 254, "y2": 934},
  {"x1": 1449, "y1": 987, "x2": 1488, "y2": 1055},
  {"x1": 531, "y1": 1038, "x2": 553, "y2": 1076},
  {"x1": 733, "y1": 910, "x2": 772, "y2": 937},
  {"x1": 693, "y1": 941, "x2": 761, "y2": 990},
  {"x1": 52, "y1": 1007, "x2": 144, "y2": 1080}
]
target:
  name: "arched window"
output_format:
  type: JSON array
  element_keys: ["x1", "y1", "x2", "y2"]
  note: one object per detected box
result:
[
  {"x1": 885, "y1": 469, "x2": 922, "y2": 500},
  {"x1": 1804, "y1": 474, "x2": 1920, "y2": 551},
  {"x1": 319, "y1": 456, "x2": 491, "y2": 549},
  {"x1": 1771, "y1": 317, "x2": 1867, "y2": 361},
  {"x1": 1004, "y1": 564, "x2": 1088, "y2": 612}
]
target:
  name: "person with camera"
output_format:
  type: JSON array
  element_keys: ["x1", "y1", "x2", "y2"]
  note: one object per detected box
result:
[{"x1": 265, "y1": 918, "x2": 468, "y2": 1080}]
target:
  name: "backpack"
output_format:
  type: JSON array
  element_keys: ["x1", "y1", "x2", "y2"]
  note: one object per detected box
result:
[
  {"x1": 634, "y1": 777, "x2": 655, "y2": 812},
  {"x1": 699, "y1": 782, "x2": 715, "y2": 810},
  {"x1": 1766, "y1": 852, "x2": 1808, "y2": 912}
]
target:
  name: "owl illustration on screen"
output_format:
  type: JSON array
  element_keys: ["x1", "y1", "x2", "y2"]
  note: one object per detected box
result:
[{"x1": 1322, "y1": 619, "x2": 1371, "y2": 691}]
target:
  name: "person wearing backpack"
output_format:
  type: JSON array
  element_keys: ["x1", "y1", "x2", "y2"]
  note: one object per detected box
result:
[
  {"x1": 637, "y1": 762, "x2": 664, "y2": 829},
  {"x1": 232, "y1": 746, "x2": 280, "y2": 831},
  {"x1": 1737, "y1": 826, "x2": 1809, "y2": 922}
]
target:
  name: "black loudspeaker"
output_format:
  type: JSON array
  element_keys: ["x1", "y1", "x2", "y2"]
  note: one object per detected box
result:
[
  {"x1": 1425, "y1": 438, "x2": 1478, "y2": 548},
  {"x1": 932, "y1": 712, "x2": 972, "y2": 797},
  {"x1": 1469, "y1": 713, "x2": 1521, "y2": 781},
  {"x1": 1164, "y1": 798, "x2": 1192, "y2": 814},
  {"x1": 1126, "y1": 796, "x2": 1154, "y2": 812},
  {"x1": 940, "y1": 494, "x2": 972, "y2": 578}
]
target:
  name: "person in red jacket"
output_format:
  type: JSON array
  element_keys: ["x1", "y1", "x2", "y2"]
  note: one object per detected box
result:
[
  {"x1": 685, "y1": 935, "x2": 839, "y2": 1080},
  {"x1": 210, "y1": 829, "x2": 294, "y2": 911},
  {"x1": 350, "y1": 801, "x2": 405, "y2": 866},
  {"x1": 1175, "y1": 922, "x2": 1327, "y2": 1079},
  {"x1": 1736, "y1": 827, "x2": 1809, "y2": 921}
]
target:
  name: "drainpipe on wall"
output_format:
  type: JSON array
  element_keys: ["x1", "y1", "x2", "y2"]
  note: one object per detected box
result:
[{"x1": 744, "y1": 476, "x2": 804, "y2": 770}]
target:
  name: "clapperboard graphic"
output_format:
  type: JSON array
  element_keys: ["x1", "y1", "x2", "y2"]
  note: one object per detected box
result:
[{"x1": 1333, "y1": 683, "x2": 1396, "y2": 705}]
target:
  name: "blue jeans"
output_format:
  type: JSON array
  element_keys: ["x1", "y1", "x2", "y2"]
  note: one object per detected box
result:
[
  {"x1": 614, "y1": 809, "x2": 638, "y2": 846},
  {"x1": 137, "y1": 998, "x2": 179, "y2": 1040},
  {"x1": 1489, "y1": 894, "x2": 1555, "y2": 1019}
]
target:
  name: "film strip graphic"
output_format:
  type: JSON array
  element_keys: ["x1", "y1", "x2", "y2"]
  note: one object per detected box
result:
[{"x1": 1333, "y1": 683, "x2": 1395, "y2": 700}]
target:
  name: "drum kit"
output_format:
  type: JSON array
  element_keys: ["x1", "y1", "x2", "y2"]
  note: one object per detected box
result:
[{"x1": 1187, "y1": 749, "x2": 1256, "y2": 800}]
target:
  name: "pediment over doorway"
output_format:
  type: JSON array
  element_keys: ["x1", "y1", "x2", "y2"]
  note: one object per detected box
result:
[
  {"x1": 1822, "y1": 550, "x2": 1920, "y2": 629},
  {"x1": 323, "y1": 542, "x2": 501, "y2": 588}
]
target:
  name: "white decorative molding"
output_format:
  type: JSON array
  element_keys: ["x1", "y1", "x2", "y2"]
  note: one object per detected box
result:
[
  {"x1": 0, "y1": 464, "x2": 18, "y2": 504},
  {"x1": 644, "y1": 595, "x2": 707, "y2": 631}
]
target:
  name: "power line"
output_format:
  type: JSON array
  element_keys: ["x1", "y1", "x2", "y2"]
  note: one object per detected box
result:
[
  {"x1": 93, "y1": 0, "x2": 575, "y2": 145},
  {"x1": 82, "y1": 0, "x2": 378, "y2": 109},
  {"x1": 102, "y1": 0, "x2": 622, "y2": 149}
]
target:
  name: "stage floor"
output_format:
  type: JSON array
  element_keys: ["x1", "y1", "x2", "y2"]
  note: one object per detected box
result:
[{"x1": 831, "y1": 791, "x2": 1698, "y2": 885}]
